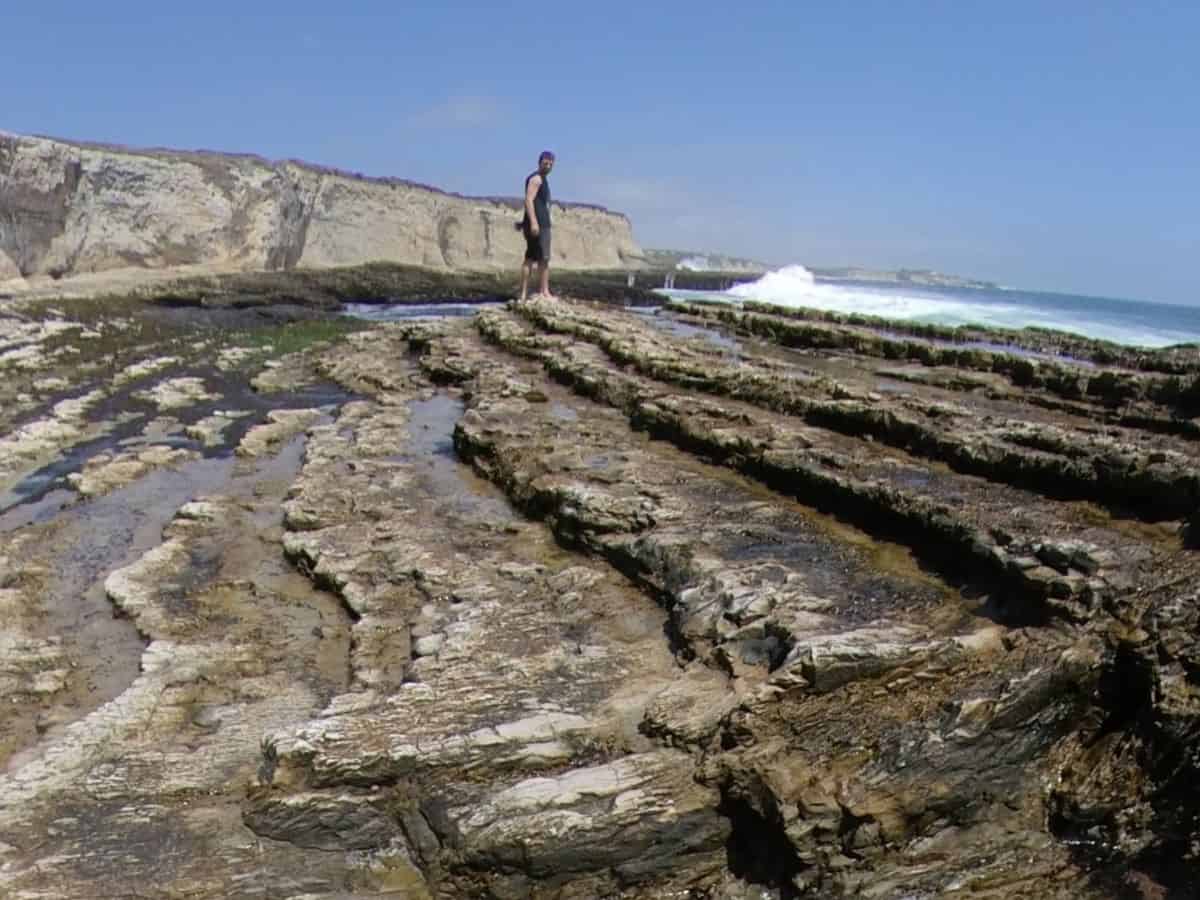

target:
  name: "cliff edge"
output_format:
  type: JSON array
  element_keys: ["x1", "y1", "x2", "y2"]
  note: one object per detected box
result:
[{"x1": 0, "y1": 132, "x2": 645, "y2": 290}]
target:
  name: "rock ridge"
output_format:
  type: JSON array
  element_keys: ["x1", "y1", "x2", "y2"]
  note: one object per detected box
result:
[{"x1": 2, "y1": 293, "x2": 1198, "y2": 898}]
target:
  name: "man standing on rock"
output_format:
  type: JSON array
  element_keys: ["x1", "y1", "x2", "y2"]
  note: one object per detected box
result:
[{"x1": 519, "y1": 150, "x2": 555, "y2": 300}]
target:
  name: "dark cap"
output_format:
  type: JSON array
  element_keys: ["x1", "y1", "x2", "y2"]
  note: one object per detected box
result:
[{"x1": 539, "y1": 150, "x2": 556, "y2": 162}]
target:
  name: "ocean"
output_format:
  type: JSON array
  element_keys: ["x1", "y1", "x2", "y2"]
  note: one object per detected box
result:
[{"x1": 659, "y1": 265, "x2": 1200, "y2": 349}]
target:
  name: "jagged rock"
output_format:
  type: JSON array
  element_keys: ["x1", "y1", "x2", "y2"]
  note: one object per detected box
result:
[
  {"x1": 446, "y1": 752, "x2": 728, "y2": 892},
  {"x1": 640, "y1": 666, "x2": 739, "y2": 750},
  {"x1": 244, "y1": 789, "x2": 406, "y2": 851},
  {"x1": 771, "y1": 625, "x2": 935, "y2": 693}
]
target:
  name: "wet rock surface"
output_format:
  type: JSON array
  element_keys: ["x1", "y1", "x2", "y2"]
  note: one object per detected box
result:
[{"x1": 0, "y1": 294, "x2": 1197, "y2": 898}]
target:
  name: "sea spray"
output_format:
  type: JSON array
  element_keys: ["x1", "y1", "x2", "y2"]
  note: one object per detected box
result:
[{"x1": 659, "y1": 265, "x2": 1200, "y2": 349}]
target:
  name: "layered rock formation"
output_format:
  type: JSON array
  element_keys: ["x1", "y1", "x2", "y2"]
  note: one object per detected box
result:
[
  {"x1": 0, "y1": 292, "x2": 1197, "y2": 898},
  {"x1": 0, "y1": 131, "x2": 644, "y2": 287}
]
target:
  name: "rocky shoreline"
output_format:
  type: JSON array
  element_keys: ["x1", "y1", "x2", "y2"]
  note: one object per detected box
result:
[{"x1": 0, "y1": 282, "x2": 1197, "y2": 898}]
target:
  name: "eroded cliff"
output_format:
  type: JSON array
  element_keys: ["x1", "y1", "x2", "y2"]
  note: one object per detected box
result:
[{"x1": 0, "y1": 132, "x2": 644, "y2": 286}]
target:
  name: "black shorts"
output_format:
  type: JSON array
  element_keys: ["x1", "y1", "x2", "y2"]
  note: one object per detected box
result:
[{"x1": 524, "y1": 227, "x2": 551, "y2": 263}]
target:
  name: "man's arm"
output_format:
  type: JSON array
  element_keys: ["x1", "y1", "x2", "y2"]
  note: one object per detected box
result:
[{"x1": 524, "y1": 175, "x2": 542, "y2": 235}]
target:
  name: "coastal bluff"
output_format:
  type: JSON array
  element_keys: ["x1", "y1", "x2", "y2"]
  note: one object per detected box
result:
[{"x1": 0, "y1": 131, "x2": 644, "y2": 288}]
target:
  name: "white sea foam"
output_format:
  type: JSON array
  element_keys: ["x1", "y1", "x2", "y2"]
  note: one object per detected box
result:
[
  {"x1": 726, "y1": 264, "x2": 818, "y2": 297},
  {"x1": 675, "y1": 255, "x2": 765, "y2": 273},
  {"x1": 660, "y1": 264, "x2": 1199, "y2": 349}
]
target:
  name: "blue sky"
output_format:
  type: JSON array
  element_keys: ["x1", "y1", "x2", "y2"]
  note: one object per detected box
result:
[{"x1": 3, "y1": 1, "x2": 1196, "y2": 304}]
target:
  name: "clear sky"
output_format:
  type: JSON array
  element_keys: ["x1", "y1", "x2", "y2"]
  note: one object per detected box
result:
[{"x1": 3, "y1": 1, "x2": 1196, "y2": 304}]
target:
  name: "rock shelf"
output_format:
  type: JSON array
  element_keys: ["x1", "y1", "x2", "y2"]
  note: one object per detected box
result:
[{"x1": 0, "y1": 294, "x2": 1196, "y2": 898}]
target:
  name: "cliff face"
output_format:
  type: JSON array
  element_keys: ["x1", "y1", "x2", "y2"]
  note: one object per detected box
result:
[{"x1": 0, "y1": 132, "x2": 644, "y2": 282}]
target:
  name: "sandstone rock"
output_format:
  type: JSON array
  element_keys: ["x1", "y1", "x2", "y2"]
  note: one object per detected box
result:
[
  {"x1": 0, "y1": 634, "x2": 68, "y2": 697},
  {"x1": 244, "y1": 789, "x2": 406, "y2": 851},
  {"x1": 0, "y1": 132, "x2": 645, "y2": 288},
  {"x1": 237, "y1": 408, "x2": 322, "y2": 457},
  {"x1": 0, "y1": 387, "x2": 107, "y2": 488},
  {"x1": 640, "y1": 667, "x2": 739, "y2": 749},
  {"x1": 412, "y1": 633, "x2": 444, "y2": 657},
  {"x1": 772, "y1": 625, "x2": 934, "y2": 693},
  {"x1": 448, "y1": 751, "x2": 728, "y2": 888},
  {"x1": 111, "y1": 355, "x2": 179, "y2": 386},
  {"x1": 185, "y1": 409, "x2": 251, "y2": 447},
  {"x1": 216, "y1": 346, "x2": 260, "y2": 370},
  {"x1": 132, "y1": 375, "x2": 215, "y2": 410},
  {"x1": 67, "y1": 444, "x2": 198, "y2": 497},
  {"x1": 1, "y1": 294, "x2": 1197, "y2": 898}
]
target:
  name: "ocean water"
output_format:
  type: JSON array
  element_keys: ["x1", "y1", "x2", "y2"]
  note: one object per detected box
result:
[
  {"x1": 343, "y1": 301, "x2": 502, "y2": 321},
  {"x1": 660, "y1": 265, "x2": 1200, "y2": 349}
]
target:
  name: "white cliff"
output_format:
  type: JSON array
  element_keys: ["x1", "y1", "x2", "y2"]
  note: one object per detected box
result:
[{"x1": 0, "y1": 132, "x2": 644, "y2": 290}]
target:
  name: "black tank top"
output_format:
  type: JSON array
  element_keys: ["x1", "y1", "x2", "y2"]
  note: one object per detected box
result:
[{"x1": 525, "y1": 172, "x2": 551, "y2": 230}]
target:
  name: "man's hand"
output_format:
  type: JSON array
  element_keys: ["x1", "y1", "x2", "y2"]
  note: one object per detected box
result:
[{"x1": 529, "y1": 221, "x2": 540, "y2": 236}]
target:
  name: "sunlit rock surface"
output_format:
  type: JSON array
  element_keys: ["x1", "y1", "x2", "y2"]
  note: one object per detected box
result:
[
  {"x1": 0, "y1": 131, "x2": 644, "y2": 292},
  {"x1": 0, "y1": 294, "x2": 1196, "y2": 898}
]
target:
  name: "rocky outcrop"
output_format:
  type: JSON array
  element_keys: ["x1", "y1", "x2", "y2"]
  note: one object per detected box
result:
[
  {"x1": 1, "y1": 291, "x2": 1198, "y2": 898},
  {"x1": 0, "y1": 131, "x2": 644, "y2": 286}
]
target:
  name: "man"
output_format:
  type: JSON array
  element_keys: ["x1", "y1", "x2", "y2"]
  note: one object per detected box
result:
[{"x1": 519, "y1": 150, "x2": 555, "y2": 300}]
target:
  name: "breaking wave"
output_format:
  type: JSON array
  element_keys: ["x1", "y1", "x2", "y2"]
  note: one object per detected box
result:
[{"x1": 662, "y1": 265, "x2": 1200, "y2": 349}]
